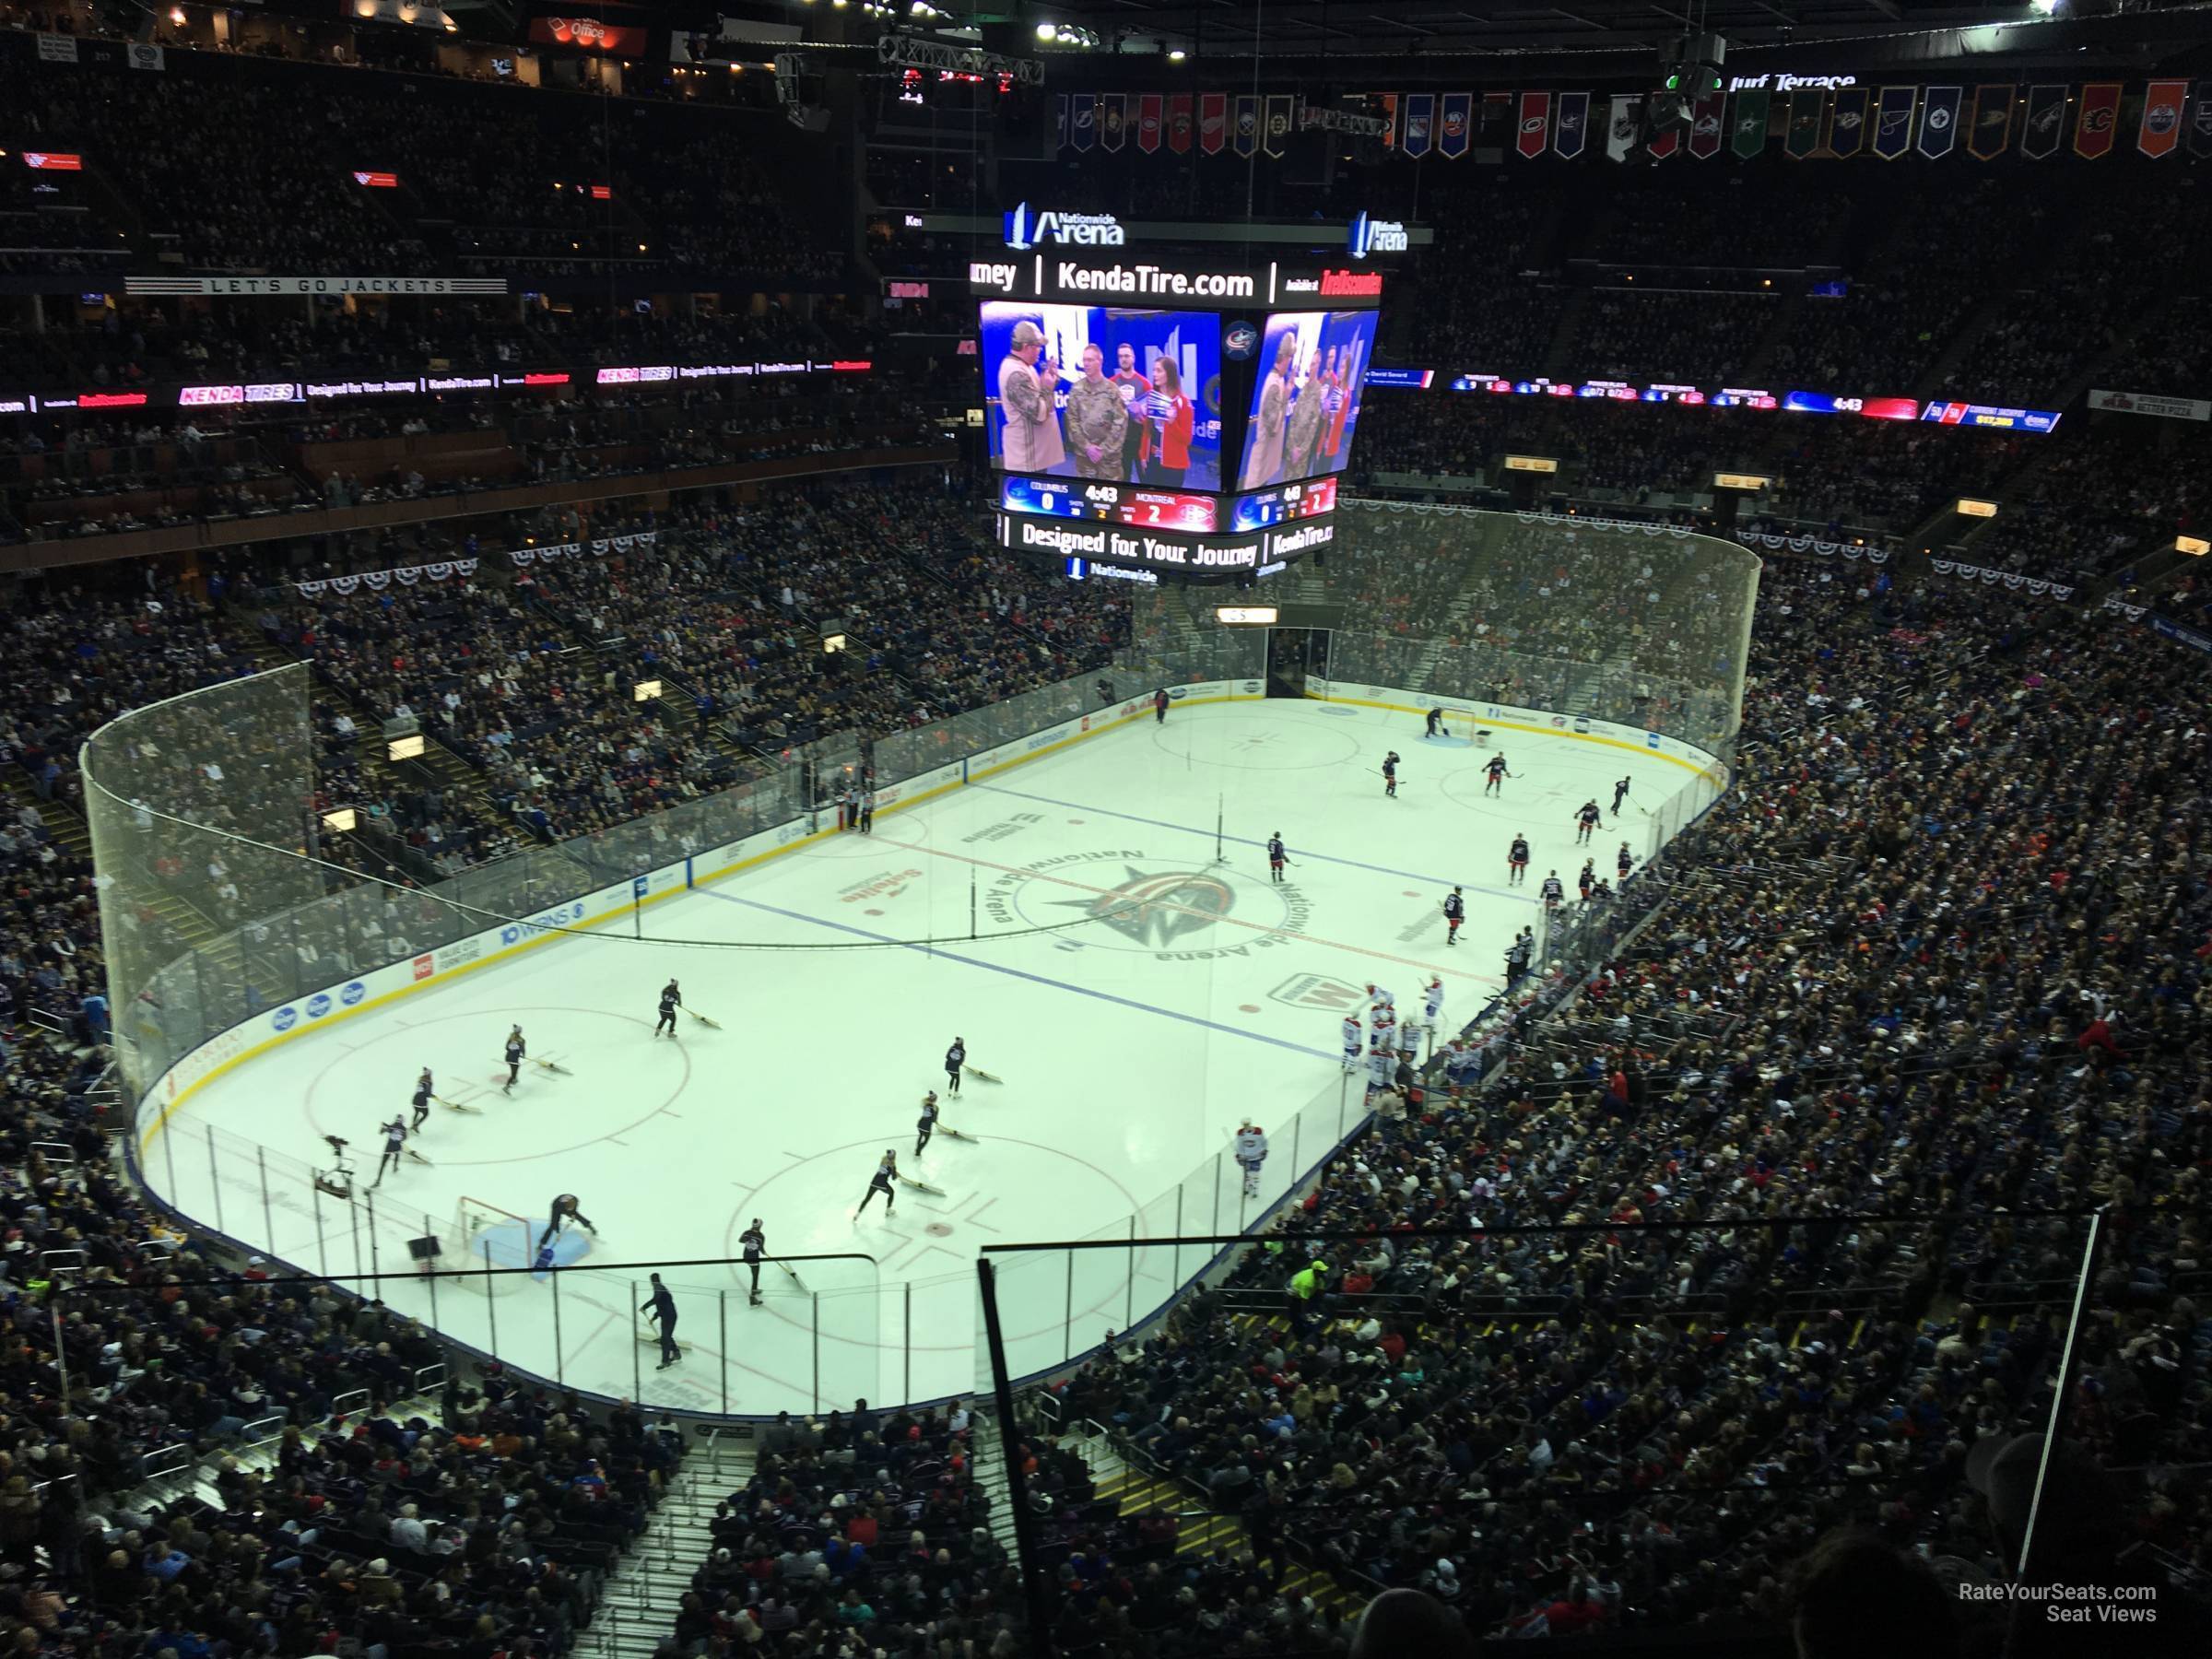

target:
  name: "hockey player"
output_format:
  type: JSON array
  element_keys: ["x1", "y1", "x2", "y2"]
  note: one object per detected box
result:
[
  {"x1": 1611, "y1": 776, "x2": 1632, "y2": 817},
  {"x1": 502, "y1": 1025, "x2": 525, "y2": 1093},
  {"x1": 1266, "y1": 831, "x2": 1288, "y2": 884},
  {"x1": 1539, "y1": 870, "x2": 1565, "y2": 909},
  {"x1": 944, "y1": 1036, "x2": 966, "y2": 1096},
  {"x1": 372, "y1": 1114, "x2": 408, "y2": 1188},
  {"x1": 1577, "y1": 858, "x2": 1596, "y2": 903},
  {"x1": 1233, "y1": 1122, "x2": 1269, "y2": 1198},
  {"x1": 1340, "y1": 1012, "x2": 1364, "y2": 1072},
  {"x1": 1618, "y1": 841, "x2": 1634, "y2": 884},
  {"x1": 1483, "y1": 753, "x2": 1510, "y2": 796},
  {"x1": 1365, "y1": 982, "x2": 1396, "y2": 1019},
  {"x1": 410, "y1": 1067, "x2": 434, "y2": 1133},
  {"x1": 1419, "y1": 976, "x2": 1445, "y2": 1050},
  {"x1": 536, "y1": 1192, "x2": 597, "y2": 1253},
  {"x1": 855, "y1": 1149, "x2": 900, "y2": 1218},
  {"x1": 1424, "y1": 706, "x2": 1444, "y2": 738},
  {"x1": 1364, "y1": 1043, "x2": 1394, "y2": 1102},
  {"x1": 858, "y1": 788, "x2": 876, "y2": 835},
  {"x1": 1370, "y1": 1004, "x2": 1398, "y2": 1058},
  {"x1": 1381, "y1": 751, "x2": 1401, "y2": 798},
  {"x1": 1508, "y1": 834, "x2": 1531, "y2": 887},
  {"x1": 1574, "y1": 800, "x2": 1602, "y2": 845},
  {"x1": 739, "y1": 1218, "x2": 767, "y2": 1304},
  {"x1": 654, "y1": 978, "x2": 682, "y2": 1039},
  {"x1": 1441, "y1": 886, "x2": 1465, "y2": 947},
  {"x1": 915, "y1": 1090, "x2": 940, "y2": 1158}
]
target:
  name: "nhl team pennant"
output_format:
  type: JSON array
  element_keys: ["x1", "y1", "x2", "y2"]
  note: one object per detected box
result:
[
  {"x1": 1199, "y1": 91, "x2": 1227, "y2": 155},
  {"x1": 1919, "y1": 86, "x2": 1961, "y2": 159},
  {"x1": 1731, "y1": 88, "x2": 1771, "y2": 159},
  {"x1": 2074, "y1": 82, "x2": 2121, "y2": 158},
  {"x1": 1969, "y1": 84, "x2": 2014, "y2": 160},
  {"x1": 1441, "y1": 91, "x2": 1474, "y2": 159},
  {"x1": 1137, "y1": 93, "x2": 1162, "y2": 154},
  {"x1": 2140, "y1": 78, "x2": 2188, "y2": 157},
  {"x1": 1784, "y1": 88, "x2": 1826, "y2": 159},
  {"x1": 1233, "y1": 93, "x2": 1259, "y2": 158},
  {"x1": 2019, "y1": 84, "x2": 2065, "y2": 160},
  {"x1": 1688, "y1": 90, "x2": 1724, "y2": 159},
  {"x1": 1872, "y1": 86, "x2": 1916, "y2": 159},
  {"x1": 1072, "y1": 93, "x2": 1098, "y2": 153},
  {"x1": 1167, "y1": 92, "x2": 1193, "y2": 155},
  {"x1": 1402, "y1": 92, "x2": 1434, "y2": 158},
  {"x1": 1553, "y1": 90, "x2": 1589, "y2": 159},
  {"x1": 1606, "y1": 94, "x2": 1640, "y2": 162},
  {"x1": 1264, "y1": 94, "x2": 1294, "y2": 158},
  {"x1": 1055, "y1": 93, "x2": 1069, "y2": 152},
  {"x1": 1512, "y1": 91, "x2": 1547, "y2": 159},
  {"x1": 2193, "y1": 81, "x2": 2212, "y2": 157},
  {"x1": 1101, "y1": 93, "x2": 1128, "y2": 153},
  {"x1": 1648, "y1": 119, "x2": 1679, "y2": 161},
  {"x1": 1825, "y1": 87, "x2": 1869, "y2": 158}
]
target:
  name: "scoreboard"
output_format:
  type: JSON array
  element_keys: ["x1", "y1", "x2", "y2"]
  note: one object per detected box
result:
[{"x1": 997, "y1": 474, "x2": 1340, "y2": 537}]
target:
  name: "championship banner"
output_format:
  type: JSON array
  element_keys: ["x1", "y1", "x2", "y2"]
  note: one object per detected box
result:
[
  {"x1": 2194, "y1": 82, "x2": 2212, "y2": 157},
  {"x1": 1648, "y1": 122, "x2": 1679, "y2": 161},
  {"x1": 1442, "y1": 91, "x2": 1476, "y2": 159},
  {"x1": 1100, "y1": 93, "x2": 1127, "y2": 152},
  {"x1": 1512, "y1": 91, "x2": 1547, "y2": 159},
  {"x1": 2074, "y1": 82, "x2": 2121, "y2": 158},
  {"x1": 1784, "y1": 88, "x2": 1825, "y2": 159},
  {"x1": 1136, "y1": 93, "x2": 1162, "y2": 154},
  {"x1": 1969, "y1": 85, "x2": 2014, "y2": 160},
  {"x1": 1167, "y1": 93, "x2": 1193, "y2": 154},
  {"x1": 1264, "y1": 94, "x2": 1294, "y2": 158},
  {"x1": 1731, "y1": 88, "x2": 1771, "y2": 159},
  {"x1": 1233, "y1": 94, "x2": 1259, "y2": 159},
  {"x1": 1554, "y1": 90, "x2": 1590, "y2": 159},
  {"x1": 2139, "y1": 78, "x2": 2187, "y2": 157},
  {"x1": 1055, "y1": 94, "x2": 1069, "y2": 151},
  {"x1": 2019, "y1": 85, "x2": 2065, "y2": 160},
  {"x1": 1606, "y1": 95, "x2": 1640, "y2": 162},
  {"x1": 1688, "y1": 91, "x2": 1724, "y2": 159},
  {"x1": 1402, "y1": 93, "x2": 1434, "y2": 158},
  {"x1": 1072, "y1": 93, "x2": 1097, "y2": 153},
  {"x1": 1825, "y1": 88, "x2": 1868, "y2": 158},
  {"x1": 1873, "y1": 86, "x2": 1915, "y2": 159},
  {"x1": 1919, "y1": 86, "x2": 1961, "y2": 159},
  {"x1": 1199, "y1": 91, "x2": 1227, "y2": 155}
]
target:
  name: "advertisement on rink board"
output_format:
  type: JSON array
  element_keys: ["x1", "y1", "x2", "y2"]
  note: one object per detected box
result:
[{"x1": 1303, "y1": 677, "x2": 1722, "y2": 777}]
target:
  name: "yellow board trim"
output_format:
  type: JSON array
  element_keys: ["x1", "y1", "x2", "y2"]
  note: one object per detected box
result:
[{"x1": 1303, "y1": 688, "x2": 1723, "y2": 777}]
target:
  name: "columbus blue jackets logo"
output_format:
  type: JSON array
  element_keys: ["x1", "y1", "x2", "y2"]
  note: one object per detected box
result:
[
  {"x1": 991, "y1": 852, "x2": 1310, "y2": 959},
  {"x1": 1559, "y1": 106, "x2": 1584, "y2": 135},
  {"x1": 1226, "y1": 322, "x2": 1258, "y2": 359},
  {"x1": 1057, "y1": 866, "x2": 1237, "y2": 948}
]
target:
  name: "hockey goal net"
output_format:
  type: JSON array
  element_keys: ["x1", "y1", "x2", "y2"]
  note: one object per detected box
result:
[
  {"x1": 444, "y1": 1195, "x2": 536, "y2": 1291},
  {"x1": 1426, "y1": 708, "x2": 1490, "y2": 747}
]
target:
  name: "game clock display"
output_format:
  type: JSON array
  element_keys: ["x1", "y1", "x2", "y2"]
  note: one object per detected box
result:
[
  {"x1": 1230, "y1": 477, "x2": 1336, "y2": 532},
  {"x1": 998, "y1": 474, "x2": 1220, "y2": 534}
]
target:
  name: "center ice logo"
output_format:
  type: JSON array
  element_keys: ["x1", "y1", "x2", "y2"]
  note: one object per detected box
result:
[
  {"x1": 989, "y1": 849, "x2": 1311, "y2": 961},
  {"x1": 1059, "y1": 865, "x2": 1238, "y2": 948}
]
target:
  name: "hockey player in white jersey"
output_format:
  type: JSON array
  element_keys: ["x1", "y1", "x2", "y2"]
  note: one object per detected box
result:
[
  {"x1": 1413, "y1": 976, "x2": 1445, "y2": 1052},
  {"x1": 1233, "y1": 1122, "x2": 1269, "y2": 1198},
  {"x1": 1340, "y1": 1013, "x2": 1364, "y2": 1071},
  {"x1": 1369, "y1": 1006, "x2": 1398, "y2": 1057},
  {"x1": 1365, "y1": 982, "x2": 1395, "y2": 1019},
  {"x1": 1364, "y1": 1045, "x2": 1394, "y2": 1101}
]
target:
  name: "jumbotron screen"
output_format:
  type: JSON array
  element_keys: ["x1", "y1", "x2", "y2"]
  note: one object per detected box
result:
[
  {"x1": 1234, "y1": 309, "x2": 1379, "y2": 490},
  {"x1": 980, "y1": 300, "x2": 1225, "y2": 491}
]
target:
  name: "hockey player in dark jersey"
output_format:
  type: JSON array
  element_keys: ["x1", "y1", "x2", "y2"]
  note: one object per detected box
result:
[
  {"x1": 1267, "y1": 832, "x2": 1288, "y2": 883},
  {"x1": 1441, "y1": 886, "x2": 1465, "y2": 946},
  {"x1": 1508, "y1": 834, "x2": 1530, "y2": 886},
  {"x1": 944, "y1": 1037, "x2": 966, "y2": 1095},
  {"x1": 1574, "y1": 800, "x2": 1602, "y2": 844},
  {"x1": 1484, "y1": 754, "x2": 1510, "y2": 796},
  {"x1": 410, "y1": 1067, "x2": 434, "y2": 1133},
  {"x1": 502, "y1": 1025, "x2": 525, "y2": 1093},
  {"x1": 536, "y1": 1192, "x2": 597, "y2": 1253},
  {"x1": 855, "y1": 1150, "x2": 900, "y2": 1218},
  {"x1": 1381, "y1": 751, "x2": 1401, "y2": 798},
  {"x1": 654, "y1": 978, "x2": 682, "y2": 1038},
  {"x1": 1618, "y1": 841, "x2": 1634, "y2": 884}
]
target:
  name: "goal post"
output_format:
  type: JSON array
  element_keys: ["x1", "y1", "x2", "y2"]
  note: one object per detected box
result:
[
  {"x1": 445, "y1": 1195, "x2": 538, "y2": 1291},
  {"x1": 1420, "y1": 707, "x2": 1488, "y2": 747}
]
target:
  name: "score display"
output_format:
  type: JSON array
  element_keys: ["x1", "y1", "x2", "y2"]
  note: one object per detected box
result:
[
  {"x1": 1229, "y1": 477, "x2": 1336, "y2": 532},
  {"x1": 998, "y1": 475, "x2": 1221, "y2": 534}
]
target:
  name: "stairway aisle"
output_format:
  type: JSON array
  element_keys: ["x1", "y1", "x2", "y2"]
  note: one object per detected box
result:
[{"x1": 573, "y1": 1432, "x2": 754, "y2": 1659}]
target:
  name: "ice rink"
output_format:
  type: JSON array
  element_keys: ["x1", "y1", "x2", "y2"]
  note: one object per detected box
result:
[{"x1": 150, "y1": 695, "x2": 1701, "y2": 1414}]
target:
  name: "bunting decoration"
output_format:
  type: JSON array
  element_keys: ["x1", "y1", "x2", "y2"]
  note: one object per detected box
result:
[
  {"x1": 1442, "y1": 91, "x2": 1476, "y2": 159},
  {"x1": 1233, "y1": 94, "x2": 1259, "y2": 158},
  {"x1": 1553, "y1": 90, "x2": 1589, "y2": 159},
  {"x1": 2075, "y1": 81, "x2": 2121, "y2": 157},
  {"x1": 298, "y1": 555, "x2": 485, "y2": 598},
  {"x1": 1872, "y1": 87, "x2": 1915, "y2": 159},
  {"x1": 1919, "y1": 86, "x2": 1961, "y2": 159},
  {"x1": 2140, "y1": 78, "x2": 2187, "y2": 157},
  {"x1": 2020, "y1": 85, "x2": 2066, "y2": 160},
  {"x1": 1731, "y1": 88, "x2": 1771, "y2": 159},
  {"x1": 1199, "y1": 91, "x2": 1226, "y2": 155},
  {"x1": 1402, "y1": 92, "x2": 1434, "y2": 158},
  {"x1": 1167, "y1": 92, "x2": 1193, "y2": 154},
  {"x1": 1825, "y1": 87, "x2": 1869, "y2": 158},
  {"x1": 1264, "y1": 93, "x2": 1293, "y2": 158},
  {"x1": 1969, "y1": 85, "x2": 2014, "y2": 160},
  {"x1": 1688, "y1": 90, "x2": 1724, "y2": 159}
]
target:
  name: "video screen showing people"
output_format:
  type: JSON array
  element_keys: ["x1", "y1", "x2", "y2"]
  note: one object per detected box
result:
[
  {"x1": 1234, "y1": 310, "x2": 1379, "y2": 490},
  {"x1": 981, "y1": 301, "x2": 1223, "y2": 491}
]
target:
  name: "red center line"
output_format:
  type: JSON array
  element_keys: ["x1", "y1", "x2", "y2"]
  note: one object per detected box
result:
[{"x1": 872, "y1": 835, "x2": 1502, "y2": 987}]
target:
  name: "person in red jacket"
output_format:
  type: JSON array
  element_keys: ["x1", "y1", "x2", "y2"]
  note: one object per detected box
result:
[{"x1": 1137, "y1": 355, "x2": 1195, "y2": 488}]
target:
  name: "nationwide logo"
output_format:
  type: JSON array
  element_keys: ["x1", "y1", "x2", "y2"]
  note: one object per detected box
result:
[
  {"x1": 306, "y1": 993, "x2": 333, "y2": 1018},
  {"x1": 340, "y1": 981, "x2": 366, "y2": 1006},
  {"x1": 1003, "y1": 204, "x2": 1125, "y2": 251},
  {"x1": 1269, "y1": 972, "x2": 1367, "y2": 1010},
  {"x1": 1346, "y1": 212, "x2": 1408, "y2": 259},
  {"x1": 987, "y1": 852, "x2": 1311, "y2": 961},
  {"x1": 272, "y1": 1006, "x2": 298, "y2": 1032}
]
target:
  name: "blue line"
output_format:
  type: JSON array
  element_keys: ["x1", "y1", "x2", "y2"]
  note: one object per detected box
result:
[
  {"x1": 699, "y1": 889, "x2": 1341, "y2": 1064},
  {"x1": 973, "y1": 782, "x2": 1538, "y2": 905}
]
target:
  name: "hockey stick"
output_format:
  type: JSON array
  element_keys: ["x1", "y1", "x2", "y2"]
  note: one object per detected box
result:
[
  {"x1": 433, "y1": 1094, "x2": 480, "y2": 1113},
  {"x1": 684, "y1": 1009, "x2": 724, "y2": 1030},
  {"x1": 965, "y1": 1066, "x2": 1004, "y2": 1084}
]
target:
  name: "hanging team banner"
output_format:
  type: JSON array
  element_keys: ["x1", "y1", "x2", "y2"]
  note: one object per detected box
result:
[
  {"x1": 1606, "y1": 95, "x2": 1640, "y2": 162},
  {"x1": 1785, "y1": 88, "x2": 1826, "y2": 159},
  {"x1": 1826, "y1": 87, "x2": 1869, "y2": 157},
  {"x1": 1731, "y1": 88, "x2": 1771, "y2": 159},
  {"x1": 1442, "y1": 91, "x2": 1475, "y2": 159},
  {"x1": 2140, "y1": 78, "x2": 2188, "y2": 157},
  {"x1": 1648, "y1": 120, "x2": 1679, "y2": 161},
  {"x1": 1101, "y1": 93, "x2": 1127, "y2": 152},
  {"x1": 1401, "y1": 92, "x2": 1435, "y2": 158},
  {"x1": 2075, "y1": 82, "x2": 2122, "y2": 158},
  {"x1": 1265, "y1": 94, "x2": 1294, "y2": 157},
  {"x1": 1055, "y1": 93, "x2": 1068, "y2": 151},
  {"x1": 2019, "y1": 85, "x2": 2066, "y2": 160},
  {"x1": 1512, "y1": 91, "x2": 1547, "y2": 159},
  {"x1": 1072, "y1": 94, "x2": 1098, "y2": 153},
  {"x1": 1167, "y1": 93, "x2": 1193, "y2": 154},
  {"x1": 1376, "y1": 93, "x2": 1398, "y2": 148},
  {"x1": 1920, "y1": 86, "x2": 1961, "y2": 159},
  {"x1": 1136, "y1": 93, "x2": 1162, "y2": 154},
  {"x1": 1688, "y1": 90, "x2": 1724, "y2": 159},
  {"x1": 1873, "y1": 87, "x2": 1916, "y2": 159},
  {"x1": 1554, "y1": 90, "x2": 1590, "y2": 159},
  {"x1": 1200, "y1": 91, "x2": 1227, "y2": 155},
  {"x1": 1969, "y1": 85, "x2": 2014, "y2": 160},
  {"x1": 2194, "y1": 82, "x2": 2212, "y2": 156},
  {"x1": 1233, "y1": 94, "x2": 1259, "y2": 158},
  {"x1": 1482, "y1": 91, "x2": 1514, "y2": 147}
]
